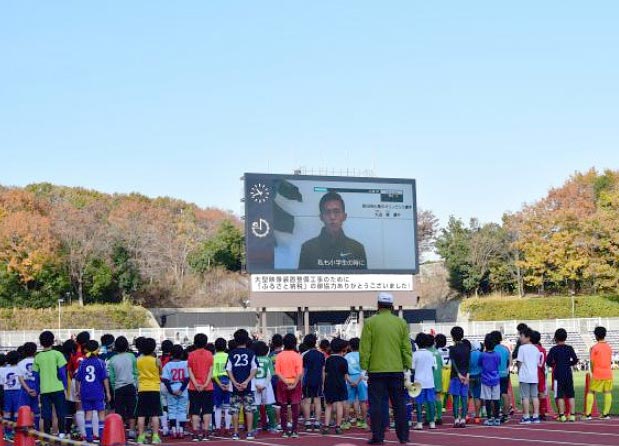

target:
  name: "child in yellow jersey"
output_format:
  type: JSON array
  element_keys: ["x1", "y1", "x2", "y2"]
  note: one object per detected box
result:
[
  {"x1": 213, "y1": 338, "x2": 232, "y2": 435},
  {"x1": 136, "y1": 338, "x2": 162, "y2": 444},
  {"x1": 586, "y1": 327, "x2": 613, "y2": 420}
]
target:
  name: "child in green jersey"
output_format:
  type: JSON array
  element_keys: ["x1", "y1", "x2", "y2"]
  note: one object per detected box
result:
[{"x1": 251, "y1": 341, "x2": 278, "y2": 432}]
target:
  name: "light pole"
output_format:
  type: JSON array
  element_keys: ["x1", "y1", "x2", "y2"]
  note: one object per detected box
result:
[{"x1": 58, "y1": 298, "x2": 65, "y2": 331}]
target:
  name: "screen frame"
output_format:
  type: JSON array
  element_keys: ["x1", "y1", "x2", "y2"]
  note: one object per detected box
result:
[{"x1": 244, "y1": 172, "x2": 419, "y2": 275}]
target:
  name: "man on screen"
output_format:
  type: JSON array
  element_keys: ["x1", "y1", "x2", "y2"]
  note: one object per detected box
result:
[{"x1": 298, "y1": 192, "x2": 367, "y2": 270}]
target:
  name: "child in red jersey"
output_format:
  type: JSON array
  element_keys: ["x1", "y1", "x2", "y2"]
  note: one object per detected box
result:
[{"x1": 531, "y1": 331, "x2": 548, "y2": 420}]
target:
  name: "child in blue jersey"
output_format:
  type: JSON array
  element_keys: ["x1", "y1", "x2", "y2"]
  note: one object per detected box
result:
[
  {"x1": 226, "y1": 329, "x2": 258, "y2": 441},
  {"x1": 161, "y1": 345, "x2": 190, "y2": 439},
  {"x1": 468, "y1": 342, "x2": 483, "y2": 424},
  {"x1": 1, "y1": 351, "x2": 22, "y2": 439},
  {"x1": 345, "y1": 337, "x2": 368, "y2": 429},
  {"x1": 76, "y1": 340, "x2": 111, "y2": 442},
  {"x1": 479, "y1": 334, "x2": 501, "y2": 426},
  {"x1": 17, "y1": 342, "x2": 40, "y2": 428},
  {"x1": 490, "y1": 331, "x2": 512, "y2": 422}
]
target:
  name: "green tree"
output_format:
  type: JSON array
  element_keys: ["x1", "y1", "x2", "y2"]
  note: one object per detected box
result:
[{"x1": 189, "y1": 220, "x2": 244, "y2": 273}]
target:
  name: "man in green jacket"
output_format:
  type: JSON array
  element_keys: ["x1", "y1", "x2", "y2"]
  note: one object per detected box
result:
[{"x1": 360, "y1": 292, "x2": 412, "y2": 445}]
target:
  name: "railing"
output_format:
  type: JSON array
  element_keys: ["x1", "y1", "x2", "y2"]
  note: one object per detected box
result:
[
  {"x1": 2, "y1": 316, "x2": 618, "y2": 348},
  {"x1": 415, "y1": 317, "x2": 619, "y2": 338}
]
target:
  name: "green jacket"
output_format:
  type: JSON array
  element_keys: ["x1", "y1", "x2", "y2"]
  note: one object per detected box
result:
[{"x1": 360, "y1": 310, "x2": 412, "y2": 373}]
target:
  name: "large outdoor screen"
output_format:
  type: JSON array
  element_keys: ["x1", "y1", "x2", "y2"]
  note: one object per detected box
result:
[{"x1": 244, "y1": 173, "x2": 418, "y2": 274}]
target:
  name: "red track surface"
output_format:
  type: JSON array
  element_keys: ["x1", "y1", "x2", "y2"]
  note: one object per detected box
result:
[{"x1": 158, "y1": 417, "x2": 619, "y2": 446}]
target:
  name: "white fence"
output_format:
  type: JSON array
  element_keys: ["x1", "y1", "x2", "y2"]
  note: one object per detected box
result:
[
  {"x1": 2, "y1": 316, "x2": 619, "y2": 348},
  {"x1": 411, "y1": 317, "x2": 619, "y2": 338}
]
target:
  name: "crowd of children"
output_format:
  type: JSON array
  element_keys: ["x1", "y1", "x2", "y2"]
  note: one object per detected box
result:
[{"x1": 0, "y1": 323, "x2": 614, "y2": 443}]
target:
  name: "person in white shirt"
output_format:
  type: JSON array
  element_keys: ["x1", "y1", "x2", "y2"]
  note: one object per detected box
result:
[
  {"x1": 411, "y1": 333, "x2": 437, "y2": 430},
  {"x1": 516, "y1": 328, "x2": 544, "y2": 424}
]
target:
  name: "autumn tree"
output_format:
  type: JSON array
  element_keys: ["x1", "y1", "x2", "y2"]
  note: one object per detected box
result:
[
  {"x1": 52, "y1": 200, "x2": 111, "y2": 306},
  {"x1": 417, "y1": 209, "x2": 439, "y2": 254}
]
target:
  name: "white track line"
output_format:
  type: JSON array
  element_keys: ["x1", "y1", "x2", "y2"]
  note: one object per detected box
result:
[
  {"x1": 466, "y1": 423, "x2": 619, "y2": 437},
  {"x1": 414, "y1": 429, "x2": 617, "y2": 446},
  {"x1": 300, "y1": 431, "x2": 447, "y2": 446}
]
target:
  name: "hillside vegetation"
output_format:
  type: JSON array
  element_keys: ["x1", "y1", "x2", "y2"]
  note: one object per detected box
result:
[
  {"x1": 461, "y1": 295, "x2": 619, "y2": 321},
  {"x1": 0, "y1": 183, "x2": 246, "y2": 308},
  {"x1": 437, "y1": 169, "x2": 619, "y2": 298},
  {"x1": 0, "y1": 302, "x2": 153, "y2": 330}
]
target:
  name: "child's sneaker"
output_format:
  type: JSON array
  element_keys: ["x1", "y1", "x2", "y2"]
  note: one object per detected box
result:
[
  {"x1": 192, "y1": 433, "x2": 201, "y2": 442},
  {"x1": 600, "y1": 414, "x2": 611, "y2": 420},
  {"x1": 357, "y1": 420, "x2": 368, "y2": 429},
  {"x1": 246, "y1": 431, "x2": 256, "y2": 440},
  {"x1": 483, "y1": 418, "x2": 494, "y2": 426},
  {"x1": 334, "y1": 427, "x2": 343, "y2": 435},
  {"x1": 584, "y1": 415, "x2": 592, "y2": 421},
  {"x1": 282, "y1": 432, "x2": 291, "y2": 438},
  {"x1": 414, "y1": 422, "x2": 423, "y2": 430},
  {"x1": 474, "y1": 417, "x2": 481, "y2": 425},
  {"x1": 290, "y1": 432, "x2": 299, "y2": 438},
  {"x1": 493, "y1": 418, "x2": 501, "y2": 426},
  {"x1": 304, "y1": 421, "x2": 313, "y2": 431},
  {"x1": 568, "y1": 415, "x2": 576, "y2": 422},
  {"x1": 532, "y1": 417, "x2": 541, "y2": 424},
  {"x1": 136, "y1": 434, "x2": 147, "y2": 444},
  {"x1": 313, "y1": 422, "x2": 322, "y2": 431},
  {"x1": 321, "y1": 427, "x2": 329, "y2": 435},
  {"x1": 151, "y1": 434, "x2": 162, "y2": 444},
  {"x1": 558, "y1": 415, "x2": 567, "y2": 423},
  {"x1": 341, "y1": 421, "x2": 351, "y2": 430},
  {"x1": 429, "y1": 422, "x2": 436, "y2": 430},
  {"x1": 519, "y1": 417, "x2": 532, "y2": 425},
  {"x1": 232, "y1": 433, "x2": 240, "y2": 440}
]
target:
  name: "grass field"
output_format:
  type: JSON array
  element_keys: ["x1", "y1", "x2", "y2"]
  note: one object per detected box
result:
[{"x1": 510, "y1": 370, "x2": 619, "y2": 415}]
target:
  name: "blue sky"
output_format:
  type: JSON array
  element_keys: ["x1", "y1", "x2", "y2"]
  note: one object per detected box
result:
[{"x1": 1, "y1": 2, "x2": 618, "y2": 225}]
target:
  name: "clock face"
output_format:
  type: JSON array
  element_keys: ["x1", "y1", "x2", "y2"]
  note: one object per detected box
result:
[{"x1": 249, "y1": 183, "x2": 271, "y2": 203}]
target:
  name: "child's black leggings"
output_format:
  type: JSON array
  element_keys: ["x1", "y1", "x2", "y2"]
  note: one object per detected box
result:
[{"x1": 485, "y1": 399, "x2": 500, "y2": 419}]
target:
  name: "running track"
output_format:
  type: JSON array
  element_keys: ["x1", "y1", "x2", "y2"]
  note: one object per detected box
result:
[{"x1": 160, "y1": 417, "x2": 619, "y2": 446}]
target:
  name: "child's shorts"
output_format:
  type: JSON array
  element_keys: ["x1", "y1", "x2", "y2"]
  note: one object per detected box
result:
[
  {"x1": 189, "y1": 390, "x2": 214, "y2": 416},
  {"x1": 480, "y1": 384, "x2": 500, "y2": 401},
  {"x1": 213, "y1": 380, "x2": 231, "y2": 408},
  {"x1": 347, "y1": 380, "x2": 368, "y2": 403},
  {"x1": 553, "y1": 378, "x2": 575, "y2": 399},
  {"x1": 114, "y1": 384, "x2": 137, "y2": 420},
  {"x1": 469, "y1": 375, "x2": 481, "y2": 399},
  {"x1": 441, "y1": 368, "x2": 451, "y2": 395},
  {"x1": 167, "y1": 393, "x2": 189, "y2": 422},
  {"x1": 448, "y1": 378, "x2": 469, "y2": 398},
  {"x1": 499, "y1": 376, "x2": 510, "y2": 395},
  {"x1": 19, "y1": 391, "x2": 41, "y2": 415},
  {"x1": 538, "y1": 374, "x2": 547, "y2": 394},
  {"x1": 67, "y1": 379, "x2": 80, "y2": 403},
  {"x1": 4, "y1": 390, "x2": 21, "y2": 414},
  {"x1": 136, "y1": 391, "x2": 163, "y2": 418},
  {"x1": 229, "y1": 392, "x2": 255, "y2": 415},
  {"x1": 324, "y1": 385, "x2": 348, "y2": 405},
  {"x1": 590, "y1": 378, "x2": 613, "y2": 393},
  {"x1": 302, "y1": 382, "x2": 323, "y2": 399},
  {"x1": 520, "y1": 382, "x2": 538, "y2": 399},
  {"x1": 276, "y1": 381, "x2": 303, "y2": 405},
  {"x1": 160, "y1": 383, "x2": 169, "y2": 408},
  {"x1": 253, "y1": 385, "x2": 276, "y2": 406},
  {"x1": 82, "y1": 398, "x2": 105, "y2": 412},
  {"x1": 415, "y1": 388, "x2": 436, "y2": 405}
]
